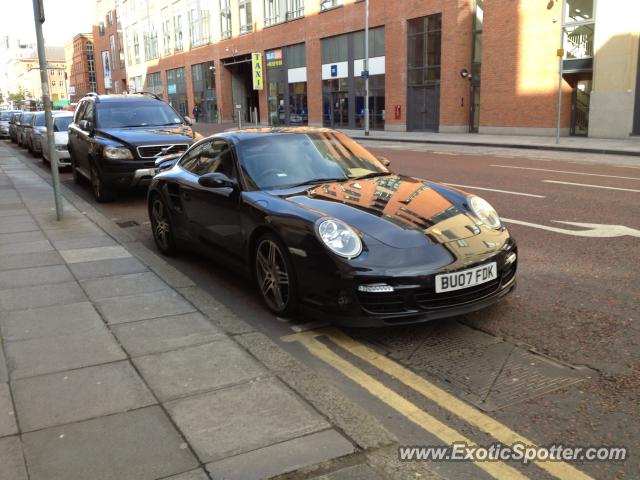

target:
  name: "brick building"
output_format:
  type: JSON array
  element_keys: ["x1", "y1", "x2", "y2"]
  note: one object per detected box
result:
[
  {"x1": 65, "y1": 33, "x2": 97, "y2": 103},
  {"x1": 93, "y1": 0, "x2": 128, "y2": 94},
  {"x1": 106, "y1": 0, "x2": 639, "y2": 138}
]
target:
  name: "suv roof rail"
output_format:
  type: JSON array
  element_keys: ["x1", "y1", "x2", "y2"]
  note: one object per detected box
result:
[
  {"x1": 128, "y1": 91, "x2": 162, "y2": 101},
  {"x1": 85, "y1": 92, "x2": 100, "y2": 102}
]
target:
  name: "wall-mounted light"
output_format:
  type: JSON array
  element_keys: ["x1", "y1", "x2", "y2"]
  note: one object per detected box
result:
[{"x1": 460, "y1": 68, "x2": 472, "y2": 81}]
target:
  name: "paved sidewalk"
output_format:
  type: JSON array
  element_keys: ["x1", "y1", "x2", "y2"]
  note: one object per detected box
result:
[
  {"x1": 191, "y1": 121, "x2": 640, "y2": 157},
  {"x1": 0, "y1": 145, "x2": 437, "y2": 479}
]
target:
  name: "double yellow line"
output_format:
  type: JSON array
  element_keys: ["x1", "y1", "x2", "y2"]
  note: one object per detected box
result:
[{"x1": 283, "y1": 328, "x2": 593, "y2": 480}]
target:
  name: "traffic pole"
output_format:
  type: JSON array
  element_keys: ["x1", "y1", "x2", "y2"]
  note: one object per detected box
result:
[
  {"x1": 32, "y1": 0, "x2": 63, "y2": 220},
  {"x1": 364, "y1": 0, "x2": 370, "y2": 136}
]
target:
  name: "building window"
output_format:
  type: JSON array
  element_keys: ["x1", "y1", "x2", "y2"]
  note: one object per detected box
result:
[
  {"x1": 125, "y1": 27, "x2": 132, "y2": 66},
  {"x1": 162, "y1": 7, "x2": 172, "y2": 55},
  {"x1": 98, "y1": 22, "x2": 105, "y2": 36},
  {"x1": 109, "y1": 35, "x2": 117, "y2": 71},
  {"x1": 191, "y1": 61, "x2": 217, "y2": 122},
  {"x1": 220, "y1": 0, "x2": 231, "y2": 39},
  {"x1": 353, "y1": 27, "x2": 385, "y2": 59},
  {"x1": 563, "y1": 0, "x2": 595, "y2": 59},
  {"x1": 107, "y1": 10, "x2": 113, "y2": 26},
  {"x1": 239, "y1": 0, "x2": 252, "y2": 33},
  {"x1": 144, "y1": 17, "x2": 159, "y2": 60},
  {"x1": 174, "y1": 11, "x2": 184, "y2": 52},
  {"x1": 146, "y1": 71, "x2": 163, "y2": 98},
  {"x1": 117, "y1": 31, "x2": 125, "y2": 68},
  {"x1": 286, "y1": 0, "x2": 304, "y2": 20},
  {"x1": 166, "y1": 67, "x2": 188, "y2": 116},
  {"x1": 266, "y1": 44, "x2": 308, "y2": 126},
  {"x1": 264, "y1": 0, "x2": 280, "y2": 26},
  {"x1": 320, "y1": 0, "x2": 341, "y2": 11},
  {"x1": 407, "y1": 15, "x2": 441, "y2": 86},
  {"x1": 188, "y1": 1, "x2": 211, "y2": 48},
  {"x1": 132, "y1": 25, "x2": 140, "y2": 63},
  {"x1": 321, "y1": 34, "x2": 348, "y2": 65}
]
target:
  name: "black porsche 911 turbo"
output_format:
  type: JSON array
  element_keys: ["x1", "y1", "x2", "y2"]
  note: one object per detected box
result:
[{"x1": 147, "y1": 127, "x2": 517, "y2": 326}]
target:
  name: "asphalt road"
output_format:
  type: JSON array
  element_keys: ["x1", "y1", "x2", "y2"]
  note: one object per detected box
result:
[{"x1": 6, "y1": 138, "x2": 638, "y2": 480}]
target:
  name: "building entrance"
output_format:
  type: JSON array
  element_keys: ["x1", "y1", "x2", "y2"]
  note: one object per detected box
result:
[{"x1": 223, "y1": 55, "x2": 260, "y2": 124}]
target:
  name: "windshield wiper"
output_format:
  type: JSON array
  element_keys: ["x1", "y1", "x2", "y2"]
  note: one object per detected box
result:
[
  {"x1": 350, "y1": 172, "x2": 390, "y2": 180},
  {"x1": 281, "y1": 177, "x2": 348, "y2": 188}
]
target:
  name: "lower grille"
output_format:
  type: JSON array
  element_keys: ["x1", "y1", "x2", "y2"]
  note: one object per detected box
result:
[
  {"x1": 357, "y1": 292, "x2": 415, "y2": 315},
  {"x1": 414, "y1": 279, "x2": 501, "y2": 310}
]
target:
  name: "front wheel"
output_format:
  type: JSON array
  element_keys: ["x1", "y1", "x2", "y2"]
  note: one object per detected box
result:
[
  {"x1": 254, "y1": 234, "x2": 298, "y2": 317},
  {"x1": 149, "y1": 195, "x2": 177, "y2": 256},
  {"x1": 90, "y1": 161, "x2": 116, "y2": 203}
]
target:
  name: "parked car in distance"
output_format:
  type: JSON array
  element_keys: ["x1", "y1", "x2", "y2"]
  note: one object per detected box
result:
[
  {"x1": 8, "y1": 112, "x2": 23, "y2": 143},
  {"x1": 68, "y1": 92, "x2": 196, "y2": 202},
  {"x1": 0, "y1": 110, "x2": 21, "y2": 139},
  {"x1": 147, "y1": 128, "x2": 517, "y2": 326},
  {"x1": 42, "y1": 112, "x2": 74, "y2": 166},
  {"x1": 17, "y1": 111, "x2": 34, "y2": 147},
  {"x1": 26, "y1": 112, "x2": 46, "y2": 156}
]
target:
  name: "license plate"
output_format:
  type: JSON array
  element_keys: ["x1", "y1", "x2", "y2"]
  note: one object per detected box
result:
[{"x1": 435, "y1": 262, "x2": 497, "y2": 293}]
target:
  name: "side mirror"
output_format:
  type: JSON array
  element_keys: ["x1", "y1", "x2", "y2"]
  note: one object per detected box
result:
[
  {"x1": 78, "y1": 120, "x2": 93, "y2": 132},
  {"x1": 183, "y1": 116, "x2": 193, "y2": 126},
  {"x1": 378, "y1": 156, "x2": 391, "y2": 167},
  {"x1": 198, "y1": 172, "x2": 237, "y2": 189},
  {"x1": 154, "y1": 153, "x2": 182, "y2": 171}
]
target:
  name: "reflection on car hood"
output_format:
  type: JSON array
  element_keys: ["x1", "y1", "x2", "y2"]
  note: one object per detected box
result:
[
  {"x1": 99, "y1": 126, "x2": 194, "y2": 145},
  {"x1": 285, "y1": 175, "x2": 489, "y2": 248}
]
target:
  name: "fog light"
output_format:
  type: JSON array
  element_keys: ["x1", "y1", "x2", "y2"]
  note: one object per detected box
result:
[
  {"x1": 505, "y1": 252, "x2": 517, "y2": 264},
  {"x1": 358, "y1": 283, "x2": 395, "y2": 293}
]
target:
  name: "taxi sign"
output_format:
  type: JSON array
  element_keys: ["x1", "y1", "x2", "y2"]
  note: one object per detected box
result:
[{"x1": 252, "y1": 52, "x2": 263, "y2": 90}]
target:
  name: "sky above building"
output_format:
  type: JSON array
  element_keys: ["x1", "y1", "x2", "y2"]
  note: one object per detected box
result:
[{"x1": 0, "y1": 0, "x2": 94, "y2": 47}]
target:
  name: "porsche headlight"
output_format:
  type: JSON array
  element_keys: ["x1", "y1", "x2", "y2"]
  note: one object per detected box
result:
[
  {"x1": 103, "y1": 146, "x2": 134, "y2": 160},
  {"x1": 468, "y1": 196, "x2": 502, "y2": 229},
  {"x1": 316, "y1": 218, "x2": 362, "y2": 259}
]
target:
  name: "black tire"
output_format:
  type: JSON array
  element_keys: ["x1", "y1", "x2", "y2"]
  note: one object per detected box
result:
[
  {"x1": 90, "y1": 161, "x2": 116, "y2": 203},
  {"x1": 254, "y1": 233, "x2": 299, "y2": 317},
  {"x1": 149, "y1": 194, "x2": 177, "y2": 256}
]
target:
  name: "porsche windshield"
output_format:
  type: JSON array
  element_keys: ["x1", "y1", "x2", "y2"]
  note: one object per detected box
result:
[{"x1": 237, "y1": 131, "x2": 390, "y2": 190}]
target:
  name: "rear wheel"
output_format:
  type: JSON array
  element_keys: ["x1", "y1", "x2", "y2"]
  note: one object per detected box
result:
[
  {"x1": 90, "y1": 161, "x2": 116, "y2": 203},
  {"x1": 254, "y1": 234, "x2": 298, "y2": 317},
  {"x1": 150, "y1": 195, "x2": 177, "y2": 256}
]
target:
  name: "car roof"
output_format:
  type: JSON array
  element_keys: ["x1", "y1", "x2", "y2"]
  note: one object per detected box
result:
[
  {"x1": 80, "y1": 93, "x2": 164, "y2": 103},
  {"x1": 216, "y1": 127, "x2": 340, "y2": 144}
]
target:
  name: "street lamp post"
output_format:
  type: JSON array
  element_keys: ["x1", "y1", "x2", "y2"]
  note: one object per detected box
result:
[
  {"x1": 32, "y1": 0, "x2": 63, "y2": 220},
  {"x1": 364, "y1": 0, "x2": 370, "y2": 136}
]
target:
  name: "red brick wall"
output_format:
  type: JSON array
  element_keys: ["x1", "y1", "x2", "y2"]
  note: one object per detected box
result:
[{"x1": 93, "y1": 1, "x2": 127, "y2": 95}]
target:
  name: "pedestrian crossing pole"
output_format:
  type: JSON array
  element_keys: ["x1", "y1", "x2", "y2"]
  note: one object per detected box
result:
[
  {"x1": 32, "y1": 0, "x2": 63, "y2": 220},
  {"x1": 364, "y1": 0, "x2": 370, "y2": 136}
]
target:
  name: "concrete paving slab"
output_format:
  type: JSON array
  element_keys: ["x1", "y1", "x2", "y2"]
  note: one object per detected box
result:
[
  {"x1": 134, "y1": 340, "x2": 265, "y2": 401},
  {"x1": 0, "y1": 436, "x2": 28, "y2": 480},
  {"x1": 160, "y1": 469, "x2": 209, "y2": 480},
  {"x1": 96, "y1": 290, "x2": 196, "y2": 325},
  {"x1": 44, "y1": 225, "x2": 106, "y2": 241},
  {"x1": 22, "y1": 406, "x2": 198, "y2": 480},
  {"x1": 0, "y1": 239, "x2": 53, "y2": 256},
  {"x1": 206, "y1": 429, "x2": 356, "y2": 480},
  {"x1": 312, "y1": 464, "x2": 385, "y2": 480},
  {"x1": 51, "y1": 235, "x2": 117, "y2": 251},
  {"x1": 0, "y1": 383, "x2": 18, "y2": 437},
  {"x1": 0, "y1": 302, "x2": 104, "y2": 342},
  {"x1": 68, "y1": 256, "x2": 148, "y2": 280},
  {"x1": 0, "y1": 281, "x2": 86, "y2": 312},
  {"x1": 0, "y1": 250, "x2": 62, "y2": 271},
  {"x1": 112, "y1": 312, "x2": 222, "y2": 357},
  {"x1": 0, "y1": 265, "x2": 73, "y2": 290},
  {"x1": 0, "y1": 220, "x2": 39, "y2": 234},
  {"x1": 166, "y1": 377, "x2": 329, "y2": 462},
  {"x1": 12, "y1": 361, "x2": 156, "y2": 432},
  {"x1": 5, "y1": 326, "x2": 126, "y2": 379},
  {"x1": 80, "y1": 271, "x2": 169, "y2": 301},
  {"x1": 59, "y1": 245, "x2": 132, "y2": 264},
  {"x1": 0, "y1": 230, "x2": 45, "y2": 245},
  {"x1": 0, "y1": 208, "x2": 29, "y2": 217}
]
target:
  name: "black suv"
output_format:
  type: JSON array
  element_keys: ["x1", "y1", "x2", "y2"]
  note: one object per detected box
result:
[{"x1": 68, "y1": 93, "x2": 196, "y2": 202}]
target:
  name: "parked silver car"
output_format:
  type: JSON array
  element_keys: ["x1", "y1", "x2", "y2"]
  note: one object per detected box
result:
[
  {"x1": 17, "y1": 112, "x2": 35, "y2": 147},
  {"x1": 0, "y1": 110, "x2": 21, "y2": 138},
  {"x1": 41, "y1": 113, "x2": 74, "y2": 166}
]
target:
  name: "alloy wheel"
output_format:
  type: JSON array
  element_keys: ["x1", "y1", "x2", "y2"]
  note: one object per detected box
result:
[
  {"x1": 255, "y1": 239, "x2": 290, "y2": 313},
  {"x1": 151, "y1": 198, "x2": 172, "y2": 253}
]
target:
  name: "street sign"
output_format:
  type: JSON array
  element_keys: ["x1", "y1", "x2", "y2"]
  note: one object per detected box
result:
[
  {"x1": 361, "y1": 70, "x2": 369, "y2": 79},
  {"x1": 330, "y1": 64, "x2": 337, "y2": 77},
  {"x1": 252, "y1": 52, "x2": 263, "y2": 90}
]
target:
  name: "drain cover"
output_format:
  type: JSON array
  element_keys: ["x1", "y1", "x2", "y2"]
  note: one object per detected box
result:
[
  {"x1": 116, "y1": 220, "x2": 140, "y2": 228},
  {"x1": 356, "y1": 322, "x2": 591, "y2": 411}
]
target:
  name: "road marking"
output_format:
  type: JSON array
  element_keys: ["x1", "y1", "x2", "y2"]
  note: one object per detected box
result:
[
  {"x1": 443, "y1": 183, "x2": 545, "y2": 198},
  {"x1": 284, "y1": 330, "x2": 529, "y2": 480},
  {"x1": 502, "y1": 219, "x2": 640, "y2": 238},
  {"x1": 490, "y1": 165, "x2": 640, "y2": 181},
  {"x1": 542, "y1": 180, "x2": 640, "y2": 193},
  {"x1": 285, "y1": 328, "x2": 594, "y2": 480}
]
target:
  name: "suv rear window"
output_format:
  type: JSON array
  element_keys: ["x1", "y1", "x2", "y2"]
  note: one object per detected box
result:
[{"x1": 96, "y1": 102, "x2": 183, "y2": 128}]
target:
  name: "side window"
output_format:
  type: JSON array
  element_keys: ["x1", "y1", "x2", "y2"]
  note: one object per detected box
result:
[
  {"x1": 74, "y1": 101, "x2": 86, "y2": 123},
  {"x1": 179, "y1": 143, "x2": 206, "y2": 173},
  {"x1": 183, "y1": 141, "x2": 235, "y2": 177},
  {"x1": 83, "y1": 101, "x2": 95, "y2": 123}
]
